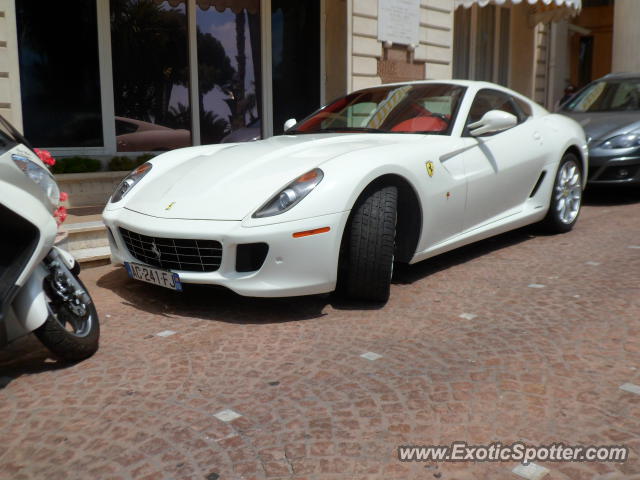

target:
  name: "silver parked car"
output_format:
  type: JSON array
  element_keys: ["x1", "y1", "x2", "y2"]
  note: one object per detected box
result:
[{"x1": 560, "y1": 73, "x2": 640, "y2": 185}]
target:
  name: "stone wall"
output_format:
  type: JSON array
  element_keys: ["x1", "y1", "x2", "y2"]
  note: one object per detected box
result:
[{"x1": 350, "y1": 0, "x2": 454, "y2": 92}]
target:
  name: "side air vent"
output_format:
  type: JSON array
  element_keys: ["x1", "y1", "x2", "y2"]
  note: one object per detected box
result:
[{"x1": 529, "y1": 171, "x2": 546, "y2": 197}]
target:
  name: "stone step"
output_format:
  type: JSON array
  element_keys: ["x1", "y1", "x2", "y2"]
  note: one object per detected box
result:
[
  {"x1": 63, "y1": 220, "x2": 109, "y2": 252},
  {"x1": 56, "y1": 212, "x2": 112, "y2": 265},
  {"x1": 72, "y1": 246, "x2": 111, "y2": 264}
]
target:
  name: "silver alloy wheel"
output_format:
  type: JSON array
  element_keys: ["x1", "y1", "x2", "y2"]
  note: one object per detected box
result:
[{"x1": 554, "y1": 160, "x2": 582, "y2": 224}]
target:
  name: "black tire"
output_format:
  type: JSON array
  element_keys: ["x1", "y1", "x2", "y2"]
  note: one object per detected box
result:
[
  {"x1": 339, "y1": 185, "x2": 397, "y2": 302},
  {"x1": 540, "y1": 152, "x2": 583, "y2": 233},
  {"x1": 34, "y1": 274, "x2": 100, "y2": 362}
]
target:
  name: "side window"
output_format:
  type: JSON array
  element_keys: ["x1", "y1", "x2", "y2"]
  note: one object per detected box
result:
[
  {"x1": 465, "y1": 89, "x2": 524, "y2": 135},
  {"x1": 513, "y1": 98, "x2": 532, "y2": 120}
]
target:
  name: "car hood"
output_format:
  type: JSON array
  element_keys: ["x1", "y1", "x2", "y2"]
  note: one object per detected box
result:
[
  {"x1": 125, "y1": 133, "x2": 422, "y2": 220},
  {"x1": 560, "y1": 110, "x2": 640, "y2": 144}
]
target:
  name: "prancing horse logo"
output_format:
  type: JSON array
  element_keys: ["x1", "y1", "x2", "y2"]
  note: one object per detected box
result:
[
  {"x1": 165, "y1": 201, "x2": 176, "y2": 211},
  {"x1": 150, "y1": 241, "x2": 162, "y2": 260}
]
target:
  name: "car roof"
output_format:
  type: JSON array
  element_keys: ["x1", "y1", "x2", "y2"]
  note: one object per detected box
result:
[{"x1": 602, "y1": 72, "x2": 640, "y2": 81}]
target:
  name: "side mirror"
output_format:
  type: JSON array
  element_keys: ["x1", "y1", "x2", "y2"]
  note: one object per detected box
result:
[
  {"x1": 468, "y1": 110, "x2": 518, "y2": 136},
  {"x1": 284, "y1": 118, "x2": 297, "y2": 132}
]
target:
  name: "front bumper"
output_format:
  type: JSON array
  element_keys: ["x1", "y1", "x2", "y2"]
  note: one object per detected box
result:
[
  {"x1": 587, "y1": 147, "x2": 640, "y2": 185},
  {"x1": 102, "y1": 208, "x2": 350, "y2": 297}
]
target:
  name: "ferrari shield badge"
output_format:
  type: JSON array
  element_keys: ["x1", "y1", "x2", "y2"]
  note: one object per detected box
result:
[
  {"x1": 165, "y1": 201, "x2": 176, "y2": 211},
  {"x1": 426, "y1": 161, "x2": 435, "y2": 177}
]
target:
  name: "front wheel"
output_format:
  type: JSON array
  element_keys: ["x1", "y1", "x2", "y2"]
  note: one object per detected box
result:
[
  {"x1": 338, "y1": 185, "x2": 397, "y2": 303},
  {"x1": 35, "y1": 258, "x2": 99, "y2": 362},
  {"x1": 540, "y1": 153, "x2": 583, "y2": 233}
]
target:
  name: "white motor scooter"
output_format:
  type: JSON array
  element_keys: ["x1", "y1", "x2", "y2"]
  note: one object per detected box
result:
[{"x1": 0, "y1": 115, "x2": 99, "y2": 361}]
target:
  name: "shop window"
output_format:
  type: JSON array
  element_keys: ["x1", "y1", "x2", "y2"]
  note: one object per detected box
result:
[
  {"x1": 196, "y1": 1, "x2": 261, "y2": 144},
  {"x1": 271, "y1": 0, "x2": 321, "y2": 135},
  {"x1": 16, "y1": 0, "x2": 103, "y2": 148},
  {"x1": 110, "y1": 0, "x2": 191, "y2": 152}
]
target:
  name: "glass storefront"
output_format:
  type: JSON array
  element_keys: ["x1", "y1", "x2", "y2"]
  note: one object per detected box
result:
[
  {"x1": 16, "y1": 0, "x2": 323, "y2": 153},
  {"x1": 111, "y1": 0, "x2": 191, "y2": 152},
  {"x1": 16, "y1": 0, "x2": 103, "y2": 148},
  {"x1": 197, "y1": 2, "x2": 261, "y2": 144},
  {"x1": 271, "y1": 0, "x2": 320, "y2": 135}
]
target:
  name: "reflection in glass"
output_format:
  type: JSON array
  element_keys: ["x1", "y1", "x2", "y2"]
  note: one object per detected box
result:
[
  {"x1": 16, "y1": 0, "x2": 103, "y2": 147},
  {"x1": 196, "y1": 1, "x2": 261, "y2": 144},
  {"x1": 272, "y1": 0, "x2": 320, "y2": 135},
  {"x1": 110, "y1": 0, "x2": 191, "y2": 152}
]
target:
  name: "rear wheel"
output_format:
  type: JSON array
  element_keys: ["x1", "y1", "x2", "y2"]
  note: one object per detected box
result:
[
  {"x1": 339, "y1": 185, "x2": 397, "y2": 302},
  {"x1": 35, "y1": 262, "x2": 99, "y2": 362},
  {"x1": 540, "y1": 153, "x2": 583, "y2": 233}
]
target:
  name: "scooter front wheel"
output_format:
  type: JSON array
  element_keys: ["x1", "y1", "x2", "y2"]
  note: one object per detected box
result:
[{"x1": 35, "y1": 263, "x2": 99, "y2": 362}]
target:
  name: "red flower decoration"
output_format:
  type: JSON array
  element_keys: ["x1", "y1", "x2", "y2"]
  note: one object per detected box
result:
[
  {"x1": 54, "y1": 206, "x2": 67, "y2": 227},
  {"x1": 34, "y1": 148, "x2": 56, "y2": 167},
  {"x1": 59, "y1": 191, "x2": 68, "y2": 202}
]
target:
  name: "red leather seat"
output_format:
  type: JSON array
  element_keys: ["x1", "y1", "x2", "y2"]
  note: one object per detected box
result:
[{"x1": 391, "y1": 116, "x2": 448, "y2": 133}]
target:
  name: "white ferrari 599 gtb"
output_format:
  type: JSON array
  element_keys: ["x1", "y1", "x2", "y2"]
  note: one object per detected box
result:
[{"x1": 103, "y1": 80, "x2": 587, "y2": 302}]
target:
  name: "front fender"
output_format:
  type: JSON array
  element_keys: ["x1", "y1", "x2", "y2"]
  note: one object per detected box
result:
[
  {"x1": 53, "y1": 246, "x2": 78, "y2": 274},
  {"x1": 241, "y1": 143, "x2": 426, "y2": 228},
  {"x1": 10, "y1": 263, "x2": 49, "y2": 336}
]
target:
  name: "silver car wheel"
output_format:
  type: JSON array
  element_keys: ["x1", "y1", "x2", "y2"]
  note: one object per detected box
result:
[{"x1": 554, "y1": 159, "x2": 582, "y2": 225}]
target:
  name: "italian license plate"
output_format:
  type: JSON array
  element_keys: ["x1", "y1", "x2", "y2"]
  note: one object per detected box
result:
[{"x1": 124, "y1": 262, "x2": 182, "y2": 291}]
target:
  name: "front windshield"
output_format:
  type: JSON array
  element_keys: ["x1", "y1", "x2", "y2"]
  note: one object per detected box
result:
[
  {"x1": 563, "y1": 79, "x2": 640, "y2": 113},
  {"x1": 291, "y1": 84, "x2": 466, "y2": 135}
]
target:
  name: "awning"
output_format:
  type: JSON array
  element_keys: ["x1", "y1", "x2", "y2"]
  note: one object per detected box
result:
[
  {"x1": 152, "y1": 0, "x2": 259, "y2": 14},
  {"x1": 454, "y1": 0, "x2": 582, "y2": 23}
]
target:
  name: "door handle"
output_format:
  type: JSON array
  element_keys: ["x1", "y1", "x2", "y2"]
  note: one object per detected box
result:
[{"x1": 533, "y1": 132, "x2": 542, "y2": 141}]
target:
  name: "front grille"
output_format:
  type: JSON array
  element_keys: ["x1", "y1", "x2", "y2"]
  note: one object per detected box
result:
[{"x1": 119, "y1": 228, "x2": 222, "y2": 272}]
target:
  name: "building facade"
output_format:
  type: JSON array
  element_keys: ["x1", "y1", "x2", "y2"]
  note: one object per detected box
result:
[{"x1": 0, "y1": 0, "x2": 605, "y2": 162}]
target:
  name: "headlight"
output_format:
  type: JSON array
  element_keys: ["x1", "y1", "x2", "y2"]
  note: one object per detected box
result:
[
  {"x1": 253, "y1": 168, "x2": 323, "y2": 218},
  {"x1": 110, "y1": 162, "x2": 153, "y2": 203},
  {"x1": 12, "y1": 154, "x2": 60, "y2": 211},
  {"x1": 600, "y1": 133, "x2": 640, "y2": 149}
]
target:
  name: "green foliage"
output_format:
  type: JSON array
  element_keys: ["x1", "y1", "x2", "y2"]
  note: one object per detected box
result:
[
  {"x1": 108, "y1": 154, "x2": 154, "y2": 172},
  {"x1": 51, "y1": 157, "x2": 101, "y2": 174}
]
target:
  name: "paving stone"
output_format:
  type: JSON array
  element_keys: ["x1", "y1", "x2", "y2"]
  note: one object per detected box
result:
[
  {"x1": 214, "y1": 409, "x2": 242, "y2": 423},
  {"x1": 155, "y1": 330, "x2": 176, "y2": 337},
  {"x1": 619, "y1": 383, "x2": 640, "y2": 395},
  {"x1": 360, "y1": 352, "x2": 383, "y2": 361},
  {"x1": 1, "y1": 193, "x2": 639, "y2": 479},
  {"x1": 512, "y1": 462, "x2": 550, "y2": 480}
]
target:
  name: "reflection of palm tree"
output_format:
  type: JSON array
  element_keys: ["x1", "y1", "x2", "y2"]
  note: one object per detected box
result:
[
  {"x1": 111, "y1": 0, "x2": 190, "y2": 126},
  {"x1": 200, "y1": 110, "x2": 230, "y2": 144},
  {"x1": 167, "y1": 102, "x2": 190, "y2": 129},
  {"x1": 196, "y1": 27, "x2": 234, "y2": 144},
  {"x1": 226, "y1": 11, "x2": 247, "y2": 131}
]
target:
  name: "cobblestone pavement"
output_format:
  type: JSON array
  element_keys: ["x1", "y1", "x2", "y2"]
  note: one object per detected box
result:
[{"x1": 2, "y1": 189, "x2": 640, "y2": 480}]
